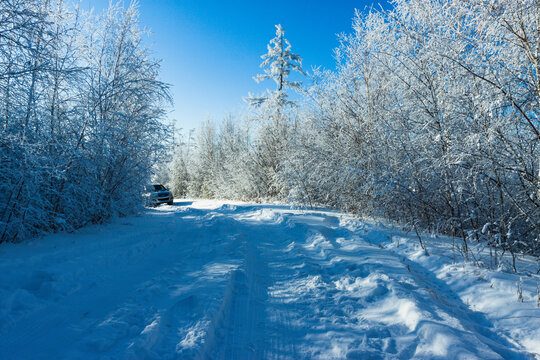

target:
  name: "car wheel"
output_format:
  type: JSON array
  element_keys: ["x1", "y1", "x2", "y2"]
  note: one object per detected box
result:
[{"x1": 167, "y1": 201, "x2": 173, "y2": 205}]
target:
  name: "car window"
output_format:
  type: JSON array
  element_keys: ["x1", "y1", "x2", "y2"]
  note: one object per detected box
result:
[{"x1": 154, "y1": 185, "x2": 166, "y2": 191}]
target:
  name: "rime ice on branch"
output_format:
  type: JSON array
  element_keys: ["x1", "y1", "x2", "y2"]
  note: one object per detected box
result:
[{"x1": 245, "y1": 24, "x2": 305, "y2": 109}]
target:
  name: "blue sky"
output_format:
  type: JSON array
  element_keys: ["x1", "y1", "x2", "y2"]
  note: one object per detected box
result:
[{"x1": 85, "y1": 0, "x2": 390, "y2": 130}]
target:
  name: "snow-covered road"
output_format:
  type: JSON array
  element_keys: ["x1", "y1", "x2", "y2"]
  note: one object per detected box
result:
[{"x1": 0, "y1": 200, "x2": 536, "y2": 359}]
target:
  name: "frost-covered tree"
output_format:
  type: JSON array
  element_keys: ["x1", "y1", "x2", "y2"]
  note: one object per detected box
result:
[
  {"x1": 212, "y1": 116, "x2": 257, "y2": 199},
  {"x1": 177, "y1": 117, "x2": 257, "y2": 200},
  {"x1": 168, "y1": 128, "x2": 194, "y2": 197},
  {"x1": 245, "y1": 24, "x2": 305, "y2": 199},
  {"x1": 0, "y1": 0, "x2": 170, "y2": 243},
  {"x1": 246, "y1": 24, "x2": 305, "y2": 108},
  {"x1": 282, "y1": 0, "x2": 539, "y2": 262}
]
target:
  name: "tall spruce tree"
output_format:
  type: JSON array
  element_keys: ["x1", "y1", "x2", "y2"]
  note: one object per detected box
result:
[
  {"x1": 246, "y1": 24, "x2": 305, "y2": 109},
  {"x1": 245, "y1": 25, "x2": 306, "y2": 198}
]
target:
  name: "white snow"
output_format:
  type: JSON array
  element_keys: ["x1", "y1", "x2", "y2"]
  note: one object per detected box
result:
[{"x1": 0, "y1": 200, "x2": 538, "y2": 359}]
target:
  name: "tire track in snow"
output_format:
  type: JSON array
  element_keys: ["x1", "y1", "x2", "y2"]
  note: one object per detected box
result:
[
  {"x1": 88, "y1": 208, "x2": 247, "y2": 359},
  {"x1": 247, "y1": 209, "x2": 531, "y2": 359},
  {"x1": 200, "y1": 233, "x2": 268, "y2": 359},
  {"x1": 0, "y1": 202, "x2": 533, "y2": 359},
  {"x1": 0, "y1": 204, "x2": 244, "y2": 359},
  {"x1": 198, "y1": 209, "x2": 308, "y2": 359}
]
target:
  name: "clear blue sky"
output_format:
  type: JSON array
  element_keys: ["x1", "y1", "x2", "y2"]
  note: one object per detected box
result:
[{"x1": 85, "y1": 0, "x2": 390, "y2": 130}]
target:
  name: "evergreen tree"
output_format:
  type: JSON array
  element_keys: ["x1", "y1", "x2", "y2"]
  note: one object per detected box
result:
[
  {"x1": 246, "y1": 24, "x2": 306, "y2": 199},
  {"x1": 246, "y1": 24, "x2": 305, "y2": 109}
]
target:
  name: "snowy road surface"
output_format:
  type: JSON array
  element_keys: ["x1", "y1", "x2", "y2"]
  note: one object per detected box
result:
[{"x1": 0, "y1": 200, "x2": 537, "y2": 359}]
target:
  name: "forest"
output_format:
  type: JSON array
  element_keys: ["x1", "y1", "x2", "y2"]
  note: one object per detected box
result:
[
  {"x1": 165, "y1": 0, "x2": 540, "y2": 265},
  {"x1": 0, "y1": 0, "x2": 538, "y2": 266}
]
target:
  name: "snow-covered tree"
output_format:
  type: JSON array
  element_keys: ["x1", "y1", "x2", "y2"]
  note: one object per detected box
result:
[
  {"x1": 244, "y1": 25, "x2": 306, "y2": 198},
  {"x1": 0, "y1": 0, "x2": 170, "y2": 243},
  {"x1": 246, "y1": 24, "x2": 305, "y2": 109}
]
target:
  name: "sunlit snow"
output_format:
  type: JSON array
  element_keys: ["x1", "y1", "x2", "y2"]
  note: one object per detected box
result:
[{"x1": 0, "y1": 200, "x2": 537, "y2": 359}]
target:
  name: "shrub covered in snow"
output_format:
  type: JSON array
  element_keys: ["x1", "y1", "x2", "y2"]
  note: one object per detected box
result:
[{"x1": 0, "y1": 1, "x2": 170, "y2": 242}]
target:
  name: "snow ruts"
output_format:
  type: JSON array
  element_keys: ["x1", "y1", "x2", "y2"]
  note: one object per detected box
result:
[{"x1": 0, "y1": 200, "x2": 534, "y2": 359}]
